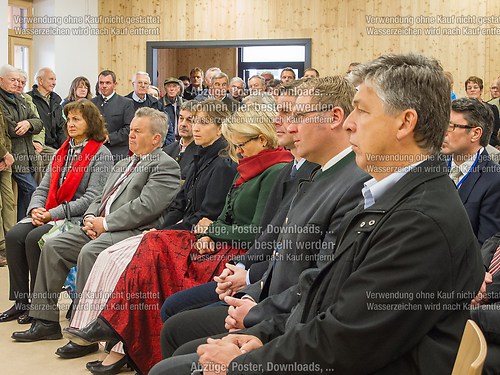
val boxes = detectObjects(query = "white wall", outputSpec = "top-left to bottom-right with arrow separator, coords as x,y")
0,0 -> 8,65
32,0 -> 98,98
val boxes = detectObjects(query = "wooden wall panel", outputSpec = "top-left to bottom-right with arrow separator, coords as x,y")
98,0 -> 500,99
156,48 -> 236,95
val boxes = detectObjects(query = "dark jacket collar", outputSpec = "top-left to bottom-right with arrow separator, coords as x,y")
29,84 -> 62,103
367,157 -> 448,212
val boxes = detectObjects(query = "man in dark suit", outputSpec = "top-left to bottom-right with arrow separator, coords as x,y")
125,71 -> 175,146
163,100 -> 198,180
470,232 -> 500,375
91,70 -> 135,163
154,54 -> 485,375
12,107 -> 181,342
153,76 -> 369,367
441,97 -> 500,245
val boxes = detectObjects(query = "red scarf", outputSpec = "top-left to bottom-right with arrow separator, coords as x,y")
45,139 -> 102,211
234,147 -> 293,187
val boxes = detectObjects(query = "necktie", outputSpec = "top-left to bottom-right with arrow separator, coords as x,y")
489,245 -> 500,276
101,97 -> 108,107
98,156 -> 140,216
290,164 -> 298,179
449,166 -> 463,186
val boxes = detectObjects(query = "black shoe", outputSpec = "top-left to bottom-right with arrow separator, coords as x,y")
86,360 -> 103,371
11,319 -> 62,342
17,312 -> 33,325
0,305 -> 25,323
88,355 -> 128,375
55,341 -> 99,359
63,318 -> 119,349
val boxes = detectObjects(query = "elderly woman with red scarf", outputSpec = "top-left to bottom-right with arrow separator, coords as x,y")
64,105 -> 292,375
0,100 -> 113,324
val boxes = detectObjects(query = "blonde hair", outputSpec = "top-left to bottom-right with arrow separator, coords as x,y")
222,106 -> 278,162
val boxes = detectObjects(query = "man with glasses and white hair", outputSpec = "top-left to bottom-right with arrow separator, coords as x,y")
441,97 -> 500,245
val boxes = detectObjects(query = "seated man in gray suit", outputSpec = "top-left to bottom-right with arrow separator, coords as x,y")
91,70 -> 135,163
12,107 -> 181,342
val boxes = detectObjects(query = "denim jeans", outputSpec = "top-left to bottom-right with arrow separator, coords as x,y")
12,172 -> 37,221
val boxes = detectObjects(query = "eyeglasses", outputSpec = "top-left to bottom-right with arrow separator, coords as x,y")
234,136 -> 259,150
448,122 -> 476,131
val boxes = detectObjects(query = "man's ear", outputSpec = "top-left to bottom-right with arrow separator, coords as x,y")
329,107 -> 345,130
396,109 -> 418,140
470,127 -> 483,143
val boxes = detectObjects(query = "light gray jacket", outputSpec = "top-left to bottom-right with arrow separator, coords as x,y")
85,148 -> 181,232
27,145 -> 114,223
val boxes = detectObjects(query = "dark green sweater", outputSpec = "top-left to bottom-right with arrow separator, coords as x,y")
207,162 -> 287,247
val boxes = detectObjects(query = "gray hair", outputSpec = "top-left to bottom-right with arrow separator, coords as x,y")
230,76 -> 246,89
349,53 -> 451,155
210,71 -> 229,85
451,98 -> 493,147
132,71 -> 150,83
17,69 -> 28,80
205,67 -> 222,85
0,64 -> 19,78
249,75 -> 266,86
34,67 -> 54,82
134,107 -> 168,145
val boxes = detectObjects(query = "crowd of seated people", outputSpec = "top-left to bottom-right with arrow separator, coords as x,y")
0,57 -> 500,375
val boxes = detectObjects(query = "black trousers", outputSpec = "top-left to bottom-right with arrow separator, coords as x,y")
5,221 -> 52,302
161,304 -> 229,358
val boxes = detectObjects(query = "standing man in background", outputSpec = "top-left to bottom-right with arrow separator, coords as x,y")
91,70 -> 135,163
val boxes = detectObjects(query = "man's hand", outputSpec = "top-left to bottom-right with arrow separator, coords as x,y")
471,272 -> 492,306
198,335 -> 263,375
82,216 -> 106,239
33,142 -> 43,154
15,120 -> 32,136
224,296 -> 257,331
195,236 -> 216,254
30,207 -> 52,226
194,217 -> 214,234
215,263 -> 248,299
2,152 -> 14,169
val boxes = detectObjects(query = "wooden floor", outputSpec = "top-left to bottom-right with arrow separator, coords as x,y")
0,265 -> 134,374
